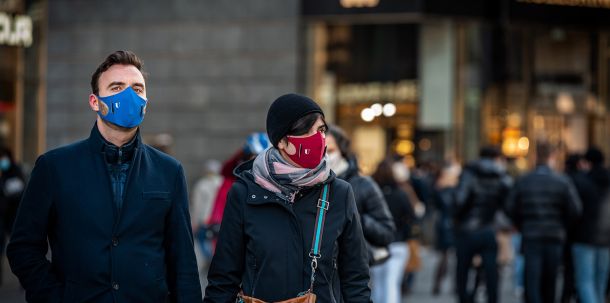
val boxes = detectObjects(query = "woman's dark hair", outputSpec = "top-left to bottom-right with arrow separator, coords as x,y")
287,112 -> 326,136
372,158 -> 397,187
327,124 -> 354,159
0,145 -> 14,162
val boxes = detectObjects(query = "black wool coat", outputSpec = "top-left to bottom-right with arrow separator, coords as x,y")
203,160 -> 371,303
7,124 -> 202,303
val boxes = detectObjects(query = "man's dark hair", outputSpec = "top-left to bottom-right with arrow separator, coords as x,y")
479,146 -> 501,159
536,142 -> 555,164
585,146 -> 605,166
91,50 -> 144,95
327,124 -> 354,159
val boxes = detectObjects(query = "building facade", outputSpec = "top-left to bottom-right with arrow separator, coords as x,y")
303,0 -> 610,172
4,0 -> 610,183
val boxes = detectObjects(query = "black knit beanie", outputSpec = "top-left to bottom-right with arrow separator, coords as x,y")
266,93 -> 324,147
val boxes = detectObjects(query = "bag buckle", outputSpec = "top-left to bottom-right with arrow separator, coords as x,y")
317,199 -> 329,210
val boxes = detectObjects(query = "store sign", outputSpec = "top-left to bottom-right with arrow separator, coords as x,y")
340,0 -> 380,8
517,0 -> 610,9
337,80 -> 417,104
0,12 -> 33,47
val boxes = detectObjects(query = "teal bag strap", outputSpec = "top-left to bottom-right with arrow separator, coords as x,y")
306,183 -> 331,293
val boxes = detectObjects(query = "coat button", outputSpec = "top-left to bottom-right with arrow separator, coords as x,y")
263,196 -> 268,199
251,195 -> 256,199
112,237 -> 119,247
112,282 -> 119,290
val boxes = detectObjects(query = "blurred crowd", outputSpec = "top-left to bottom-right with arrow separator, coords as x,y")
188,128 -> 610,303
2,123 -> 610,303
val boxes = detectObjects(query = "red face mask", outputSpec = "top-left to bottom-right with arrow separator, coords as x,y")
286,131 -> 326,169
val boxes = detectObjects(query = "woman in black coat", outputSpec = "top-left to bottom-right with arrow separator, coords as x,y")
326,125 -> 395,265
370,158 -> 415,303
204,94 -> 371,303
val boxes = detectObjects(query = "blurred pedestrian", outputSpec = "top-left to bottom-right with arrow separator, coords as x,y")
572,147 -> 610,303
393,158 -> 426,295
0,146 -> 25,286
190,159 -> 222,271
371,158 -> 415,303
431,161 -> 461,295
326,124 -> 395,266
454,146 -> 512,303
506,143 -> 582,303
204,94 -> 371,302
562,153 -> 591,303
205,132 -> 270,247
7,51 -> 201,302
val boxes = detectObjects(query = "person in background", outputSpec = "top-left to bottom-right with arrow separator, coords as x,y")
326,124 -> 395,266
572,147 -> 610,303
203,93 -> 371,302
371,158 -> 415,303
393,158 -> 426,295
205,132 -> 270,248
190,159 -> 222,271
562,153 -> 591,303
0,146 -> 25,286
506,143 -> 582,303
454,146 -> 512,303
431,161 -> 461,295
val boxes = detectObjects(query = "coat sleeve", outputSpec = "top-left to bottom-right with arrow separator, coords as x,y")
563,177 -> 583,227
359,177 -> 396,247
203,181 -> 246,303
338,185 -> 372,303
6,155 -> 64,303
165,164 -> 203,302
505,179 -> 521,229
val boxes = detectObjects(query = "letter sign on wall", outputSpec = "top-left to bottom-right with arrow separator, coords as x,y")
0,12 -> 33,47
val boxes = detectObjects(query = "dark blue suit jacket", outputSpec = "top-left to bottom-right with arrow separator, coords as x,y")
7,125 -> 202,302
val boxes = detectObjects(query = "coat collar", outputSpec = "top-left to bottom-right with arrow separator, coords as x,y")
87,122 -> 142,155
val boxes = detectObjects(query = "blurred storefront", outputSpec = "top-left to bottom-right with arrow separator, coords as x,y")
303,0 -> 610,172
0,0 -> 46,168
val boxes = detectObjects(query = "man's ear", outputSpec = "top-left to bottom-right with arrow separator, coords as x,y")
89,94 -> 99,112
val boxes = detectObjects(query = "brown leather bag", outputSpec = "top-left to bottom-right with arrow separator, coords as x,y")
238,291 -> 316,303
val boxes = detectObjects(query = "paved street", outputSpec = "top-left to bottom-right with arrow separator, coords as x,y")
0,245 -> 523,303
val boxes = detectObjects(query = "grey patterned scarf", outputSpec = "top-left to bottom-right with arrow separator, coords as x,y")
252,147 -> 330,203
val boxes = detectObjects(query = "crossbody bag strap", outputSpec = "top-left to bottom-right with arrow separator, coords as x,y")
305,183 -> 332,293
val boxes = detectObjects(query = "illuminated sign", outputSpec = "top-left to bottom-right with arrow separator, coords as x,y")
517,0 -> 610,9
0,12 -> 33,47
340,0 -> 380,8
337,80 -> 418,104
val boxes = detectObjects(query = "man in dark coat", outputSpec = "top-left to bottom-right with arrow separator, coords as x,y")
7,51 -> 201,303
506,143 -> 582,303
454,146 -> 512,303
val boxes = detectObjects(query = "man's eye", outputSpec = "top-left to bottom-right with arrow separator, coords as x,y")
111,86 -> 121,92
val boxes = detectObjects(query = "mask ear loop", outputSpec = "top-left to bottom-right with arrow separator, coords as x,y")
140,105 -> 145,117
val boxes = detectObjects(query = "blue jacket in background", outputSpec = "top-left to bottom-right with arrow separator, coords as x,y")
7,124 -> 202,303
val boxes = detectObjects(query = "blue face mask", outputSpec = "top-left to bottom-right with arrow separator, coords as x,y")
0,157 -> 10,171
96,86 -> 147,128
